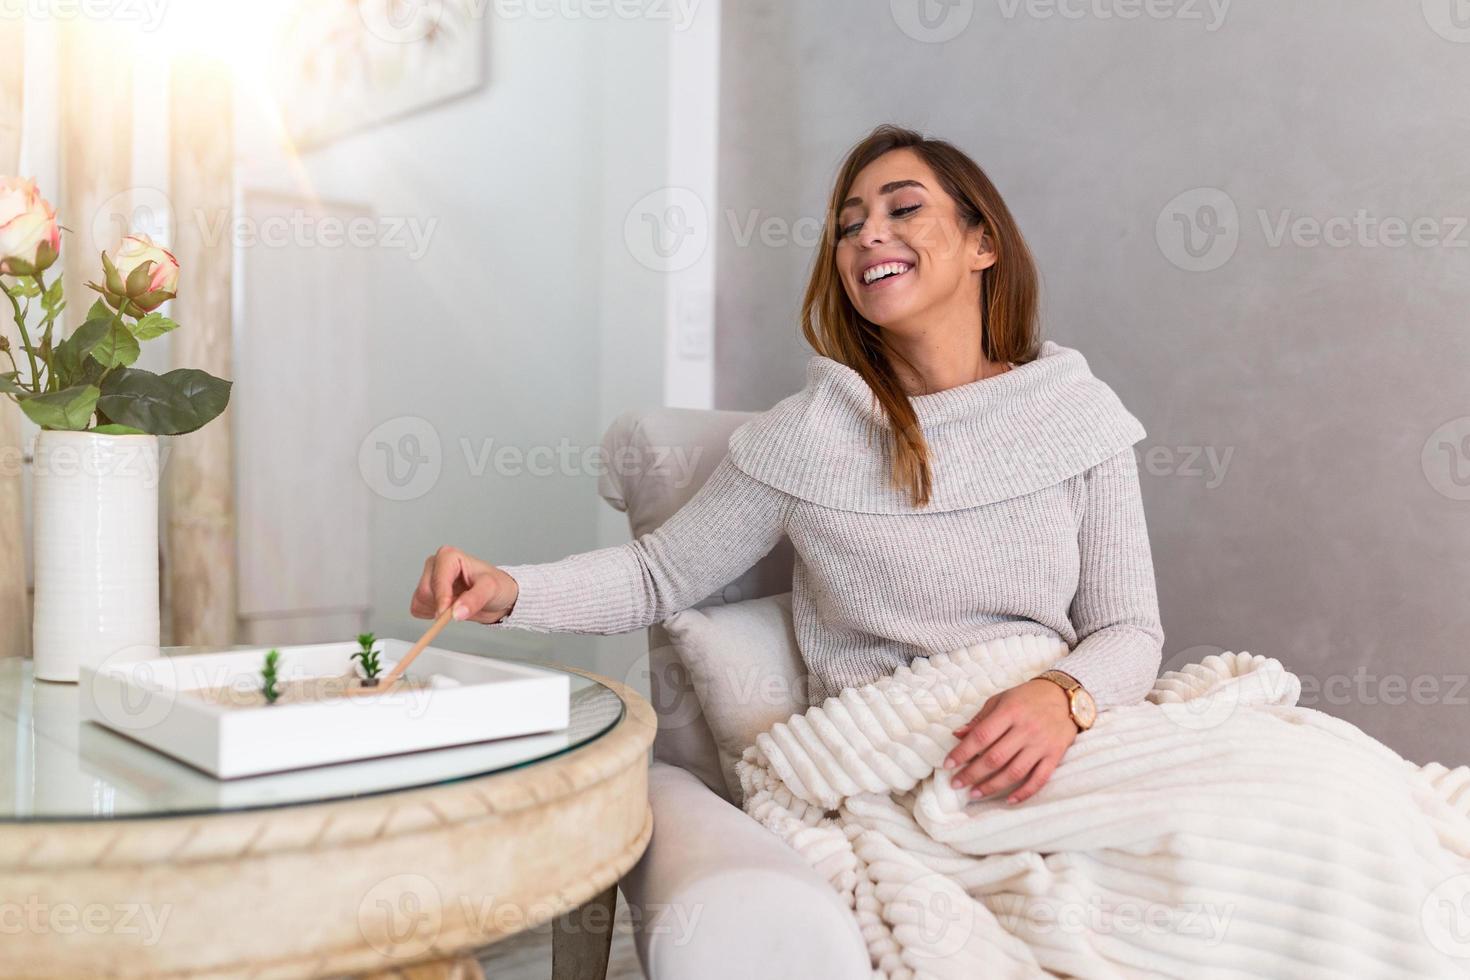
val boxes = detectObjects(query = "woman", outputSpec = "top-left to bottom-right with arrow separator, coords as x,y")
411,123 -> 1163,808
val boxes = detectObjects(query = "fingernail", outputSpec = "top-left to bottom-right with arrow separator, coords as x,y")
950,777 -> 963,789
941,759 -> 955,769
970,788 -> 984,799
453,604 -> 467,620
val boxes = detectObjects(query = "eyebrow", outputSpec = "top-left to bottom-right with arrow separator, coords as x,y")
840,179 -> 927,212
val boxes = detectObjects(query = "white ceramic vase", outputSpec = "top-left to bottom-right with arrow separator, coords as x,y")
31,430 -> 161,683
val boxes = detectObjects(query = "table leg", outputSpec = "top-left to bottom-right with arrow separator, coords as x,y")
551,882 -> 618,980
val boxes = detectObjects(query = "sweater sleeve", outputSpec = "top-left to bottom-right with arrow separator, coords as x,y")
1048,446 -> 1165,710
482,454 -> 791,635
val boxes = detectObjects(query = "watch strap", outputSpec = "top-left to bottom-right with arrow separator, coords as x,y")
1037,669 -> 1087,729
1038,669 -> 1081,693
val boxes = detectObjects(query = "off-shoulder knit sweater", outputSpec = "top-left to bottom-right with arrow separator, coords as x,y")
486,339 -> 1165,709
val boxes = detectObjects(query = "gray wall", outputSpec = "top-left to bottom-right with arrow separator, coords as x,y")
716,0 -> 1469,765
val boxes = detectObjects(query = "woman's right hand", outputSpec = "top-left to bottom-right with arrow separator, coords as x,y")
411,545 -> 520,624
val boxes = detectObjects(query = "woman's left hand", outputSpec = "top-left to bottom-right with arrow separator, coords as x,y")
941,678 -> 1080,805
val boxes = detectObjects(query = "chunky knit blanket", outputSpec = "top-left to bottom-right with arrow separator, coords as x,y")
735,634 -> 1470,978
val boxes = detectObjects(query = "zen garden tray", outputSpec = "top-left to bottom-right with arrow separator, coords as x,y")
78,640 -> 571,778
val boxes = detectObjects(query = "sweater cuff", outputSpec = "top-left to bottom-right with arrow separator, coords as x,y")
480,554 -> 647,635
1047,625 -> 1162,711
480,563 -> 574,634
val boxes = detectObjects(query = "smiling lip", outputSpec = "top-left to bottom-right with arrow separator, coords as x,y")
858,264 -> 905,287
861,262 -> 914,289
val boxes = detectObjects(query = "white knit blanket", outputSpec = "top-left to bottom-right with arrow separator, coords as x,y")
736,634 -> 1470,978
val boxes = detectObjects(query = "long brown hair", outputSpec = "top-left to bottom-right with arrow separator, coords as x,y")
800,124 -> 1041,508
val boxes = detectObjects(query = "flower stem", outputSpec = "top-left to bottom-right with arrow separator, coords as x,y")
31,275 -> 55,392
0,280 -> 39,395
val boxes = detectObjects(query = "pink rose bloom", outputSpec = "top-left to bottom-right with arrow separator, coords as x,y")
110,233 -> 180,294
0,177 -> 61,276
105,233 -> 180,312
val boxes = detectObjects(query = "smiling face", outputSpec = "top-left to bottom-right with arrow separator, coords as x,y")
834,147 -> 996,337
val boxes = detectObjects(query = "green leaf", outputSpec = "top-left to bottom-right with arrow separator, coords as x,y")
17,384 -> 99,430
97,367 -> 232,435
92,422 -> 146,435
53,315 -> 110,387
9,279 -> 40,299
68,315 -> 112,355
79,356 -> 106,387
0,373 -> 24,395
88,319 -> 140,368
132,313 -> 178,340
41,275 -> 64,314
54,347 -> 106,391
85,299 -> 112,322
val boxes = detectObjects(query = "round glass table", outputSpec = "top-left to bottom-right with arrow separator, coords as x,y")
0,647 -> 655,980
0,648 -> 626,821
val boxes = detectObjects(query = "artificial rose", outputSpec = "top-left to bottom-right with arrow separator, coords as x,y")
96,233 -> 180,313
0,177 -> 61,277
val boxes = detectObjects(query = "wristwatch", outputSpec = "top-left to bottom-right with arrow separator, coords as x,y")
1036,669 -> 1097,731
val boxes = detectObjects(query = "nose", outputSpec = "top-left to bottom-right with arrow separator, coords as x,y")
856,214 -> 890,249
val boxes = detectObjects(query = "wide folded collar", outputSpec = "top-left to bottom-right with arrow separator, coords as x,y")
726,340 -> 1146,513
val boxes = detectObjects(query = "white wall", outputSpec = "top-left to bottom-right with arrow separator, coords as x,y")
12,6 -> 719,684
234,8 -> 717,683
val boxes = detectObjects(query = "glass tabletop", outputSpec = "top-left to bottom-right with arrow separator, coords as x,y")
0,648 -> 625,822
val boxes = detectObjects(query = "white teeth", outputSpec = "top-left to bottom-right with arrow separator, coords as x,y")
863,261 -> 912,285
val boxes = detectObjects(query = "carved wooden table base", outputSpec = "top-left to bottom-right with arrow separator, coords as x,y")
2,665 -> 655,980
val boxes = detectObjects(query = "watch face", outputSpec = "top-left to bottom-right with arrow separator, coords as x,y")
1073,689 -> 1097,729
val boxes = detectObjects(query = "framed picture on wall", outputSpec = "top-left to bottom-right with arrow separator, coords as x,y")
269,0 -> 485,149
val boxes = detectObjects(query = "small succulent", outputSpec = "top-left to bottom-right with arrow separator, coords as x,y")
351,632 -> 382,685
261,648 -> 281,704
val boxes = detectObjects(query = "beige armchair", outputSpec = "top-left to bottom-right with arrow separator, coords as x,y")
596,407 -> 869,979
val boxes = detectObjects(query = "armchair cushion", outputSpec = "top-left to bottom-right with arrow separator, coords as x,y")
620,761 -> 870,980
661,592 -> 813,804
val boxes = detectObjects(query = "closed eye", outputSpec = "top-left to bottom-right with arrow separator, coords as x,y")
840,203 -> 922,237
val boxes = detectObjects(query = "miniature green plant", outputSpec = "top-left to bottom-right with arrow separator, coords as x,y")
351,632 -> 382,686
261,648 -> 281,704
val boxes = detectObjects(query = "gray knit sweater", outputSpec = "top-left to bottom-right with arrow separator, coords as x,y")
487,340 -> 1165,710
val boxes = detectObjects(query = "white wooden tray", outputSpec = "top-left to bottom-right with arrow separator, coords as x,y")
78,641 -> 571,779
